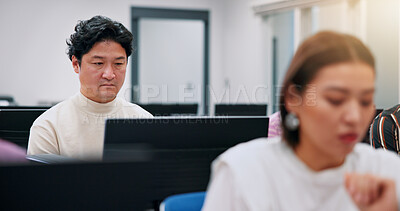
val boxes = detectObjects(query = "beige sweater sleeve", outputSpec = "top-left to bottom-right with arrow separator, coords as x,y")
27,119 -> 59,155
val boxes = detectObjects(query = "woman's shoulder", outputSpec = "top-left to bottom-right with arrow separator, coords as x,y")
351,143 -> 400,173
352,143 -> 398,158
211,137 -> 287,193
217,137 -> 284,167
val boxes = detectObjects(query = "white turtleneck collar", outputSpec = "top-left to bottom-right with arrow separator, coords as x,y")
73,92 -> 121,115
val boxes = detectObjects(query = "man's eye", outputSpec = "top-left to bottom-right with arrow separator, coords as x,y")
94,62 -> 103,66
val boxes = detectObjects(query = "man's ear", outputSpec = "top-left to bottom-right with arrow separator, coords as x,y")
72,55 -> 80,74
284,84 -> 303,114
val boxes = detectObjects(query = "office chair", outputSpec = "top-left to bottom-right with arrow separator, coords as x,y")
0,96 -> 16,106
160,191 -> 206,211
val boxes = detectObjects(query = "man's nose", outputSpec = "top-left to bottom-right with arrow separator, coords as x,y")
102,65 -> 115,80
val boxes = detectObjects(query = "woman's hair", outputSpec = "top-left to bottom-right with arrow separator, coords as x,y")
279,31 -> 375,149
66,16 -> 133,65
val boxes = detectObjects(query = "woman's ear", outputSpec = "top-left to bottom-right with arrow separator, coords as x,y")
284,84 -> 303,113
72,55 -> 80,74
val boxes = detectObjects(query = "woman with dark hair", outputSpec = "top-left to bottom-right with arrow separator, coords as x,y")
202,31 -> 400,211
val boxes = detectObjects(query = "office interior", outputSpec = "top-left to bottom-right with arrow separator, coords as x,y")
0,0 -> 399,210
1,0 -> 397,114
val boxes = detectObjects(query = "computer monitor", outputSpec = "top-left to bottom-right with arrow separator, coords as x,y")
361,108 -> 384,144
137,103 -> 198,116
0,117 -> 268,210
0,161 -> 160,210
375,108 -> 383,116
0,108 -> 47,147
214,104 -> 267,116
2,159 -> 225,210
103,116 -> 269,209
0,96 -> 16,106
0,106 -> 51,109
103,116 -> 269,159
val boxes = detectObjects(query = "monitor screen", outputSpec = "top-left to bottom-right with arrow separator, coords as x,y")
0,162 -> 160,210
0,116 -> 269,210
214,104 -> 267,116
0,108 -> 47,147
103,116 -> 269,159
137,103 -> 198,116
102,116 -> 269,209
361,108 -> 384,144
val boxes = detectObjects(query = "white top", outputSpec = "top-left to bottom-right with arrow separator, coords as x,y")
202,137 -> 400,211
27,93 -> 153,160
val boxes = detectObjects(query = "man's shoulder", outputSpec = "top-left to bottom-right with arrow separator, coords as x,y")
32,98 -> 73,125
381,104 -> 400,117
117,99 -> 153,117
371,105 -> 400,127
218,137 -> 282,167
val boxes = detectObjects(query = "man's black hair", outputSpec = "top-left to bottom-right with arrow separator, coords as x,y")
66,16 -> 133,64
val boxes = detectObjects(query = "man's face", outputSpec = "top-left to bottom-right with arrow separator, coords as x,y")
72,40 -> 127,103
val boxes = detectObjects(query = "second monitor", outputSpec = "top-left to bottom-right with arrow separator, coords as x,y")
214,104 -> 267,116
102,116 -> 269,209
137,103 -> 198,116
103,116 -> 269,160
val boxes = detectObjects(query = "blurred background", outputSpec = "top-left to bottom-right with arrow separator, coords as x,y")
0,0 -> 397,115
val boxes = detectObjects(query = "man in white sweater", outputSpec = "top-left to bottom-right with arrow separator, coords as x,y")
27,16 -> 152,160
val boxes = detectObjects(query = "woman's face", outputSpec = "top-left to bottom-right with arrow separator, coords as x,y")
289,62 -> 375,165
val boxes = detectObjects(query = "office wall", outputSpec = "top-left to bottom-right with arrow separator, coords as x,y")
270,11 -> 294,113
217,0 -> 268,104
1,0 -> 399,112
365,0 -> 399,109
0,0 -> 268,109
0,0 -> 214,105
138,19 -> 204,104
314,0 -> 399,109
